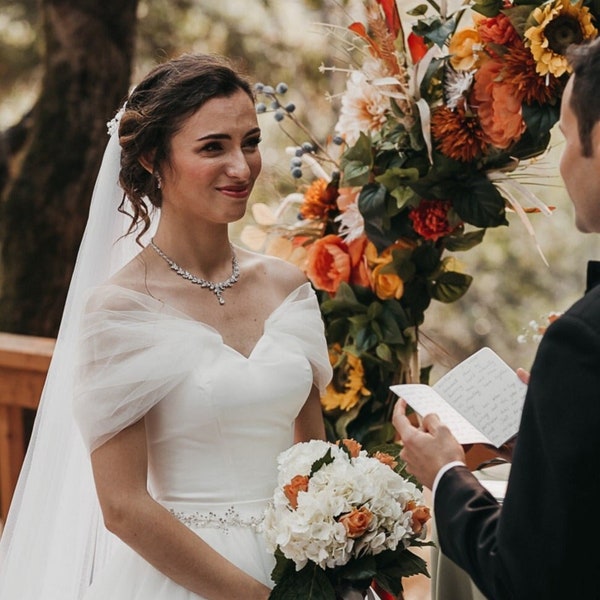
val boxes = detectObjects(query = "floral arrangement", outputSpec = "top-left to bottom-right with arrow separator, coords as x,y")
245,0 -> 599,445
263,438 -> 431,599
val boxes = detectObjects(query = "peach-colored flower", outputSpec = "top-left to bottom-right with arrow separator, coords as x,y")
265,236 -> 308,270
406,500 -> 431,536
338,507 -> 373,538
347,236 -> 372,288
448,28 -> 482,71
473,58 -> 525,149
283,475 -> 310,509
338,438 -> 362,457
373,451 -> 398,469
305,234 -> 351,294
409,199 -> 459,242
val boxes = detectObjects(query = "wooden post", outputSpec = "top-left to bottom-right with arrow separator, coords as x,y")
0,333 -> 54,521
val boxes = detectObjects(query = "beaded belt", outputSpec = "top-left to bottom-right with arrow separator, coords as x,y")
167,501 -> 266,534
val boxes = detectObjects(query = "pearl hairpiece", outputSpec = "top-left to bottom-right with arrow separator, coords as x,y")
106,103 -> 127,137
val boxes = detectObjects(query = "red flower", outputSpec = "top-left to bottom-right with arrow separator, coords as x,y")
409,199 -> 458,241
408,32 -> 428,63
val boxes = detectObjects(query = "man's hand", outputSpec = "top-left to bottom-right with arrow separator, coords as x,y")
393,400 -> 466,489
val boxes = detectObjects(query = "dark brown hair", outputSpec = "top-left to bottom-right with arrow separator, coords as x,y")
117,53 -> 254,241
567,36 -> 600,157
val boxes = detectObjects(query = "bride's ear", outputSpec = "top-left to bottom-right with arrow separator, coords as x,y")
139,152 -> 155,175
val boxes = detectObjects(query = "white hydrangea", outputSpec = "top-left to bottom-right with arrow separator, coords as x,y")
263,440 -> 427,571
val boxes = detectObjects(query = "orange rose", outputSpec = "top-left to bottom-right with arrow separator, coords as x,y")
406,500 -> 431,536
373,451 -> 398,470
448,28 -> 482,70
339,507 -> 373,538
283,475 -> 310,509
473,59 -> 525,149
338,438 -> 362,457
347,236 -> 372,288
305,234 -> 351,294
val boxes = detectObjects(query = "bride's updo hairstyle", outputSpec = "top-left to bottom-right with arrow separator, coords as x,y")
117,53 -> 254,241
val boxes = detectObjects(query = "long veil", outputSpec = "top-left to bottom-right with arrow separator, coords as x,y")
0,118 -> 154,599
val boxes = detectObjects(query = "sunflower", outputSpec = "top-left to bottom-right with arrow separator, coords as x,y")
321,345 -> 371,412
524,0 -> 597,77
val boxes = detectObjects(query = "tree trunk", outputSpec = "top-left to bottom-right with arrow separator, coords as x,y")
0,0 -> 138,336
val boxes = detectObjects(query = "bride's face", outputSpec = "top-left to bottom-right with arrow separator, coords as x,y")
160,89 -> 262,225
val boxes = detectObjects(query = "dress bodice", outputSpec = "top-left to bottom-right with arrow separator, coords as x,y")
145,317 -> 313,505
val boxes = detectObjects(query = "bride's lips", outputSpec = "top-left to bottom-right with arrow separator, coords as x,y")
216,184 -> 252,198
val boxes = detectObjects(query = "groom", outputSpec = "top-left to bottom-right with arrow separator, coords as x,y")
393,37 -> 600,600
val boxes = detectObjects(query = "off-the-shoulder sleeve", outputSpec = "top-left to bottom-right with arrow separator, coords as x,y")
73,286 -> 209,452
268,283 -> 332,394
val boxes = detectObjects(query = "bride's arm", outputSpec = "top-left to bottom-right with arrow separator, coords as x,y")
294,384 -> 326,443
90,418 -> 271,600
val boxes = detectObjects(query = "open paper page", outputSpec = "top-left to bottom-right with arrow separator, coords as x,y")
390,347 -> 526,446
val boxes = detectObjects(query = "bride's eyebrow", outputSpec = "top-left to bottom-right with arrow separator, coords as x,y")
196,127 -> 262,142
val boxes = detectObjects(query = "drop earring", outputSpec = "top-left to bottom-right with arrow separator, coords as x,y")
155,172 -> 162,189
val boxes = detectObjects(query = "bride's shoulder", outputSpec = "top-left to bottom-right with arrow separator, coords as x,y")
239,247 -> 308,296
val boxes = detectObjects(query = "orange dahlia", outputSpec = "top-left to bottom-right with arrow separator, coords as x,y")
502,44 -> 563,105
431,103 -> 488,162
300,178 -> 338,220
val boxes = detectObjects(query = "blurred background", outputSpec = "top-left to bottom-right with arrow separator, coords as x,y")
1,0 -> 598,376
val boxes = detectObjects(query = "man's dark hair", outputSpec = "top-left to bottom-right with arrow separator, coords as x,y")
567,36 -> 600,157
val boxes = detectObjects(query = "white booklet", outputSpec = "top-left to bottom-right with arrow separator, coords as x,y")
390,347 -> 526,447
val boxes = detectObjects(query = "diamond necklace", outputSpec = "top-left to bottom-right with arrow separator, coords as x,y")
149,238 -> 240,305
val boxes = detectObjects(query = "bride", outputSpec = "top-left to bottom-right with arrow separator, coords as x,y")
0,53 -> 332,599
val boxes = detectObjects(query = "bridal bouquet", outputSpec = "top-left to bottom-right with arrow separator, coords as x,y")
246,0 -> 599,445
263,439 -> 431,599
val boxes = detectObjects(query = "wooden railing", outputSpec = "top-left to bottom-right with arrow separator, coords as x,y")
0,332 -> 54,522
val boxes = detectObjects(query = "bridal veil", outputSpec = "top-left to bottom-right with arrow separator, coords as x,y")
0,112 -> 154,599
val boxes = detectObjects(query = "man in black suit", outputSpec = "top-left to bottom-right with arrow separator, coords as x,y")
393,37 -> 600,600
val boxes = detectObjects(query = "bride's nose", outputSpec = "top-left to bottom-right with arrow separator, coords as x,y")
225,149 -> 252,179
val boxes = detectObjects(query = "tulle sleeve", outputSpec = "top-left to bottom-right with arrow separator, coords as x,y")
73,285 -> 206,452
268,283 -> 332,394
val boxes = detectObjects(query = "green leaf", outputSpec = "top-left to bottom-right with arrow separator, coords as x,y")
310,448 -> 333,475
444,228 -> 486,252
471,0 -> 504,17
375,343 -> 392,362
430,271 -> 473,303
373,549 -> 431,596
449,174 -> 508,229
268,561 -> 336,600
341,133 -> 373,186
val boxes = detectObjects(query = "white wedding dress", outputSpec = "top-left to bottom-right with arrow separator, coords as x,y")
73,281 -> 332,599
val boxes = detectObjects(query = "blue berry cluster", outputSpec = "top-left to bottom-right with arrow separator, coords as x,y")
254,81 -> 344,180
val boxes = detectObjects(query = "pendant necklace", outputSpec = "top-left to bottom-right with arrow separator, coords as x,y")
149,238 -> 240,305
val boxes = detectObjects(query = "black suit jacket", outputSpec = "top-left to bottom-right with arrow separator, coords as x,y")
434,263 -> 600,599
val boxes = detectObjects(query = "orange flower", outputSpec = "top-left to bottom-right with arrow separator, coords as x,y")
476,13 -> 520,48
305,234 -> 351,294
372,262 -> 404,300
347,236 -> 372,288
373,451 -> 398,469
409,199 -> 458,242
448,28 -> 482,71
502,44 -> 563,105
322,347 -> 371,412
406,500 -> 431,535
431,103 -> 488,162
283,474 -> 310,509
338,506 -> 373,538
300,178 -> 338,220
472,58 -> 525,149
338,438 -> 362,457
